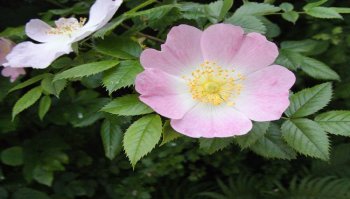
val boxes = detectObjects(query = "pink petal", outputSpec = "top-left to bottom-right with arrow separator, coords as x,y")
4,41 -> 72,69
171,103 -> 252,138
230,32 -> 279,74
135,68 -> 196,119
1,67 -> 26,82
140,24 -> 203,76
235,65 -> 296,121
200,23 -> 244,67
25,19 -> 57,43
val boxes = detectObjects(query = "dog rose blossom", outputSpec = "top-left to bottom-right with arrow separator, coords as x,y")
4,0 -> 122,69
136,24 -> 296,138
0,38 -> 25,82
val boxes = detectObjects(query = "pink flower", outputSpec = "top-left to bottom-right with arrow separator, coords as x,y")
135,24 -> 296,138
4,0 -> 122,69
0,38 -> 26,82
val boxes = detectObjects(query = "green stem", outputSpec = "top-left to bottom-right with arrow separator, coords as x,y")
127,0 -> 157,14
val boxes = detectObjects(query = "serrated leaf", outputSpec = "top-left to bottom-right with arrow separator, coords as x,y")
205,0 -> 224,23
301,57 -> 340,81
285,83 -> 332,118
315,111 -> 350,136
9,73 -> 49,93
281,119 -> 329,160
123,115 -> 162,168
306,7 -> 343,19
53,60 -> 119,81
225,15 -> 266,34
1,146 -> 23,166
250,123 -> 297,159
235,122 -> 270,149
12,86 -> 42,119
303,0 -> 328,11
94,35 -> 142,59
101,94 -> 153,116
160,121 -> 182,146
38,96 -> 51,120
275,49 -> 303,70
282,11 -> 299,23
199,138 -> 234,154
234,2 -> 281,17
102,60 -> 143,94
281,40 -> 319,53
100,118 -> 123,160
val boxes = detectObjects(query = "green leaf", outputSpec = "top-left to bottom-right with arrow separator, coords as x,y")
285,83 -> 332,118
123,115 -> 162,168
40,75 -> 67,97
280,2 -> 293,12
234,2 -> 281,16
160,121 -> 182,146
281,39 -> 319,53
53,60 -> 119,81
330,7 -> 350,14
305,7 -> 343,19
12,86 -> 43,119
1,146 -> 23,166
39,96 -> 51,120
235,122 -> 270,149
9,73 -> 49,93
225,15 -> 266,34
250,123 -> 297,159
281,119 -> 329,160
205,1 -> 224,23
275,49 -> 303,70
219,0 -> 234,20
315,111 -> 350,136
282,11 -> 299,23
303,0 -> 328,11
301,57 -> 340,81
33,166 -> 54,186
102,60 -> 143,94
199,138 -> 234,154
100,118 -> 123,160
94,35 -> 142,59
101,94 -> 153,116
13,188 -> 50,199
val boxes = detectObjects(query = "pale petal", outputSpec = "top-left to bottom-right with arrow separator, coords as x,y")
171,103 -> 252,138
135,68 -> 196,119
200,23 -> 244,67
230,32 -> 279,74
140,24 -> 203,76
25,19 -> 59,42
73,0 -> 122,41
235,65 -> 296,121
1,67 -> 26,82
4,41 -> 72,69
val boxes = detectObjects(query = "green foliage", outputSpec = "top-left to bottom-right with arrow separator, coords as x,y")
38,95 -> 51,120
281,119 -> 329,160
315,111 -> 350,136
235,122 -> 270,149
233,2 -> 281,16
53,60 -> 119,81
100,118 -> 123,160
285,83 -> 333,118
123,114 -> 162,168
102,60 -> 143,94
1,146 -> 23,166
161,120 -> 182,146
12,86 -> 43,119
249,123 -> 297,159
199,138 -> 234,154
101,94 -> 153,116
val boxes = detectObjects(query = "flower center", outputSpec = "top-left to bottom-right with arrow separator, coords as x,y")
183,61 -> 245,106
46,17 -> 86,35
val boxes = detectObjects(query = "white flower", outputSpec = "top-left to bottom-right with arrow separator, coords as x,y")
4,0 -> 122,69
